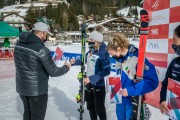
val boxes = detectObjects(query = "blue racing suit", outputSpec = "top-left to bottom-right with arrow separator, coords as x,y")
115,44 -> 158,120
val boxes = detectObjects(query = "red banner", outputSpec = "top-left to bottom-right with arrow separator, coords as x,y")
170,6 -> 180,23
143,0 -> 180,108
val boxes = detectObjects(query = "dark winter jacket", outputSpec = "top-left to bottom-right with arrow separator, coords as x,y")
86,42 -> 111,86
160,57 -> 180,103
14,32 -> 69,96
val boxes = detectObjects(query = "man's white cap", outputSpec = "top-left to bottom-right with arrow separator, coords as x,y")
32,22 -> 53,36
89,31 -> 103,42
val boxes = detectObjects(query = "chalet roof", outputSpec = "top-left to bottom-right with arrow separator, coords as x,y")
87,17 -> 139,30
2,12 -> 25,19
101,17 -> 139,28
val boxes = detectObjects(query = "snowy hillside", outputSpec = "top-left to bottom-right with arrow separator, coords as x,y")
0,3 -> 47,16
117,6 -> 143,19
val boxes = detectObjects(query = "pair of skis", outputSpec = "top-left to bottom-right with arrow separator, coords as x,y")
133,9 -> 150,120
76,24 -> 87,120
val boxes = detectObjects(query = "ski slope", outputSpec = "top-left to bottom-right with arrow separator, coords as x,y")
0,42 -> 169,120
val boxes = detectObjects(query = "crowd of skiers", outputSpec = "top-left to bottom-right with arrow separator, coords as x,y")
14,22 -> 180,120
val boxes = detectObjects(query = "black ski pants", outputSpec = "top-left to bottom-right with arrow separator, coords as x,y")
85,85 -> 106,120
19,93 -> 48,120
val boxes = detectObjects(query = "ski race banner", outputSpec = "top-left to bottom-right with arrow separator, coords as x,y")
165,78 -> 180,120
143,0 -> 180,108
51,48 -> 117,70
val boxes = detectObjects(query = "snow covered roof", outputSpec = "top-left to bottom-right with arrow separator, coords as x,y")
87,23 -> 96,29
3,12 -> 25,19
98,18 -> 118,25
0,3 -> 47,16
87,18 -> 120,29
117,6 -> 143,19
86,16 -> 139,33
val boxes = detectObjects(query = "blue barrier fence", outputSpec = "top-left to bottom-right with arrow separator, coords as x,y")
51,51 -> 116,72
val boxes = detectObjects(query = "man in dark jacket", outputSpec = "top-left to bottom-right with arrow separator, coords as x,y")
14,22 -> 75,120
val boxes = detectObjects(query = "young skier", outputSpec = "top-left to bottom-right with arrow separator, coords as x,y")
107,33 -> 159,120
84,31 -> 111,120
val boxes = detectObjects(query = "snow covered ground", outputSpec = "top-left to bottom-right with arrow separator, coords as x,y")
0,42 -> 169,120
0,61 -> 116,120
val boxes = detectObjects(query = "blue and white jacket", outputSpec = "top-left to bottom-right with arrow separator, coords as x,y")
86,42 -> 111,86
115,44 -> 158,105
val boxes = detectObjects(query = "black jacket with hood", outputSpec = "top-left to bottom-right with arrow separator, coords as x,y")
14,32 -> 69,96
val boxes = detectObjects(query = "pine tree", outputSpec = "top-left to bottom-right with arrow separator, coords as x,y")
20,0 -> 27,4
23,0 -> 142,31
69,0 -> 80,16
40,9 -> 46,17
82,1 -> 88,17
51,8 -> 57,21
35,8 -> 41,18
6,0 -> 16,6
61,2 -> 68,13
46,2 -> 53,19
56,3 -> 63,25
62,12 -> 69,31
128,0 -> 135,6
119,0 -> 127,8
68,12 -> 79,31
0,1 -> 4,9
26,6 -> 37,28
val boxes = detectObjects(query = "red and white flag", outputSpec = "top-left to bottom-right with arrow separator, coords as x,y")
52,47 -> 64,64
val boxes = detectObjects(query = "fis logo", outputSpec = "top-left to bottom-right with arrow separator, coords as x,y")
151,29 -> 159,35
152,0 -> 159,9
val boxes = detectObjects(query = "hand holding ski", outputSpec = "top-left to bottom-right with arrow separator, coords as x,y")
84,77 -> 90,85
